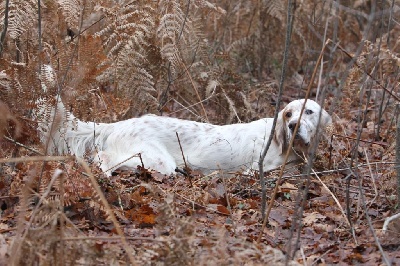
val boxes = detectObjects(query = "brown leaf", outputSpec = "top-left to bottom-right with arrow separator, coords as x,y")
280,182 -> 297,193
126,204 -> 156,227
269,209 -> 290,226
217,205 -> 230,215
303,212 -> 326,226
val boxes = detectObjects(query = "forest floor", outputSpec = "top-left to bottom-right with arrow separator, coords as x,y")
1,87 -> 400,265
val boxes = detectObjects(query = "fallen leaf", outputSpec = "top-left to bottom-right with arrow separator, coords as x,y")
303,212 -> 326,226
217,205 -> 231,215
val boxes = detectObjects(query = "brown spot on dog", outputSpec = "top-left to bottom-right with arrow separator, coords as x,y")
283,108 -> 292,123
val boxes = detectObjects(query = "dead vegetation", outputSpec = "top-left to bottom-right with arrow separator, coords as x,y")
0,0 -> 399,265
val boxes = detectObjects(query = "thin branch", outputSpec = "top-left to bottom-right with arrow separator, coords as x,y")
0,155 -> 73,164
38,0 -> 42,54
103,153 -> 142,173
336,2 -> 381,249
397,103 -> 400,209
288,64 -> 331,260
61,236 -> 168,242
364,147 -> 378,205
336,44 -> 400,103
38,1 -> 86,190
258,0 -> 295,218
330,133 -> 389,146
258,39 -> 332,243
312,168 -> 350,226
59,171 -> 65,266
176,132 -> 189,170
3,136 -> 44,155
175,132 -> 193,186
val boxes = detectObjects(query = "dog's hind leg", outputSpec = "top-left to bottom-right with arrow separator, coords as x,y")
135,144 -> 177,174
95,145 -> 177,176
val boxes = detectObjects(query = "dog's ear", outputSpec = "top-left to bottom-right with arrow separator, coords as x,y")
319,108 -> 332,128
274,111 -> 287,155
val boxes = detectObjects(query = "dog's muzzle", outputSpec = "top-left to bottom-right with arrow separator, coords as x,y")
288,121 -> 310,146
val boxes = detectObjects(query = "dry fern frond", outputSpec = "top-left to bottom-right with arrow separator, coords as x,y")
39,64 -> 57,92
0,70 -> 10,91
194,0 -> 226,14
1,0 -> 38,40
95,2 -> 155,55
157,0 -> 192,77
155,1 -> 225,117
57,0 -> 83,29
2,60 -> 41,115
94,2 -> 157,113
265,0 -> 285,21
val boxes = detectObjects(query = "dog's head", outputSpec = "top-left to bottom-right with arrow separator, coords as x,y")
274,99 -> 331,154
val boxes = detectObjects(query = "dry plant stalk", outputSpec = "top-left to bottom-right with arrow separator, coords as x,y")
397,104 -> 400,209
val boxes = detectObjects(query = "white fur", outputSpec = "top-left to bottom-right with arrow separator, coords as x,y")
36,98 -> 331,176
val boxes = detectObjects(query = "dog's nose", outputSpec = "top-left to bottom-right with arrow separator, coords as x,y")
288,122 -> 297,131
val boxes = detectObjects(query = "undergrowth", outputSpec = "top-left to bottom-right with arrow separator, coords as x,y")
0,0 -> 399,264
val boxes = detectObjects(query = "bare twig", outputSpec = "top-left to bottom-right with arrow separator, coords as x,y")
139,153 -> 145,168
37,0 -> 42,54
61,236 -> 168,242
288,161 -> 398,178
342,28 -> 381,242
3,136 -> 44,155
397,103 -> 400,209
176,132 -> 188,170
363,147 -> 378,205
179,60 -> 209,121
103,153 -> 142,173
258,0 -> 295,217
330,133 -> 389,146
59,170 -> 65,266
175,132 -> 193,186
0,155 -> 73,164
311,169 -> 350,226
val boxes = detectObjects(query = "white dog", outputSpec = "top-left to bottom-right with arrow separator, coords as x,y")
36,97 -> 331,176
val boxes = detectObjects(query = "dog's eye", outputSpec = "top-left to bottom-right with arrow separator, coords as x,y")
305,109 -> 313,115
285,112 -> 292,118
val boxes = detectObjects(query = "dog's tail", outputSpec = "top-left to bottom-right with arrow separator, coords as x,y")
35,96 -> 109,158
